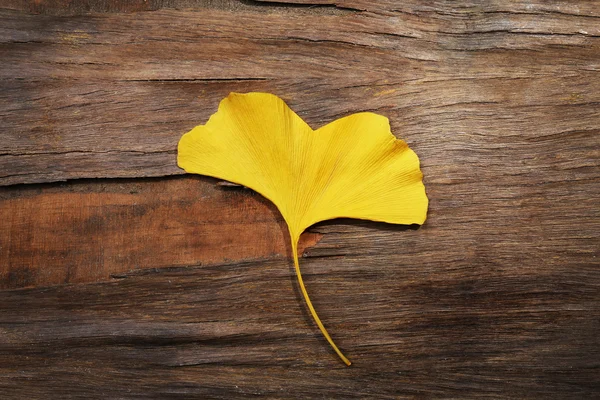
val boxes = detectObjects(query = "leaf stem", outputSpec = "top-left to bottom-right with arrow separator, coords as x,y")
291,239 -> 352,366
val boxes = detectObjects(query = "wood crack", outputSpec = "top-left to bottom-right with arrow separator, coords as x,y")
440,29 -> 600,38
122,77 -> 270,83
0,149 -> 176,157
242,0 -> 363,13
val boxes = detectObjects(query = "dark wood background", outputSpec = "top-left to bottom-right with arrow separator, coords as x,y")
1,0 -> 599,398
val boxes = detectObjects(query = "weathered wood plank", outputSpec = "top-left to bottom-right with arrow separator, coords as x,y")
1,5 -> 599,185
0,176 -> 322,288
0,254 -> 598,398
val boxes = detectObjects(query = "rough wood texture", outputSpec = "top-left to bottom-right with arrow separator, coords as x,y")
1,0 -> 599,398
2,1 -> 600,185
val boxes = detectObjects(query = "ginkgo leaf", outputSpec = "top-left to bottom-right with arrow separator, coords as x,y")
178,92 -> 428,365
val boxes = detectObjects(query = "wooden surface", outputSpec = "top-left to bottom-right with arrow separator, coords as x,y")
1,0 -> 599,398
0,176 -> 322,288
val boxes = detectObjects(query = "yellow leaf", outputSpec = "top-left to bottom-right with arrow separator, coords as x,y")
178,92 -> 428,365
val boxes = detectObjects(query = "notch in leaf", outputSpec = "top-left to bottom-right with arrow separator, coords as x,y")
178,92 -> 428,365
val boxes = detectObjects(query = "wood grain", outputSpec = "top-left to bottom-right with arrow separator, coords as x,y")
0,0 -> 599,398
1,3 -> 599,185
0,176 -> 322,288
